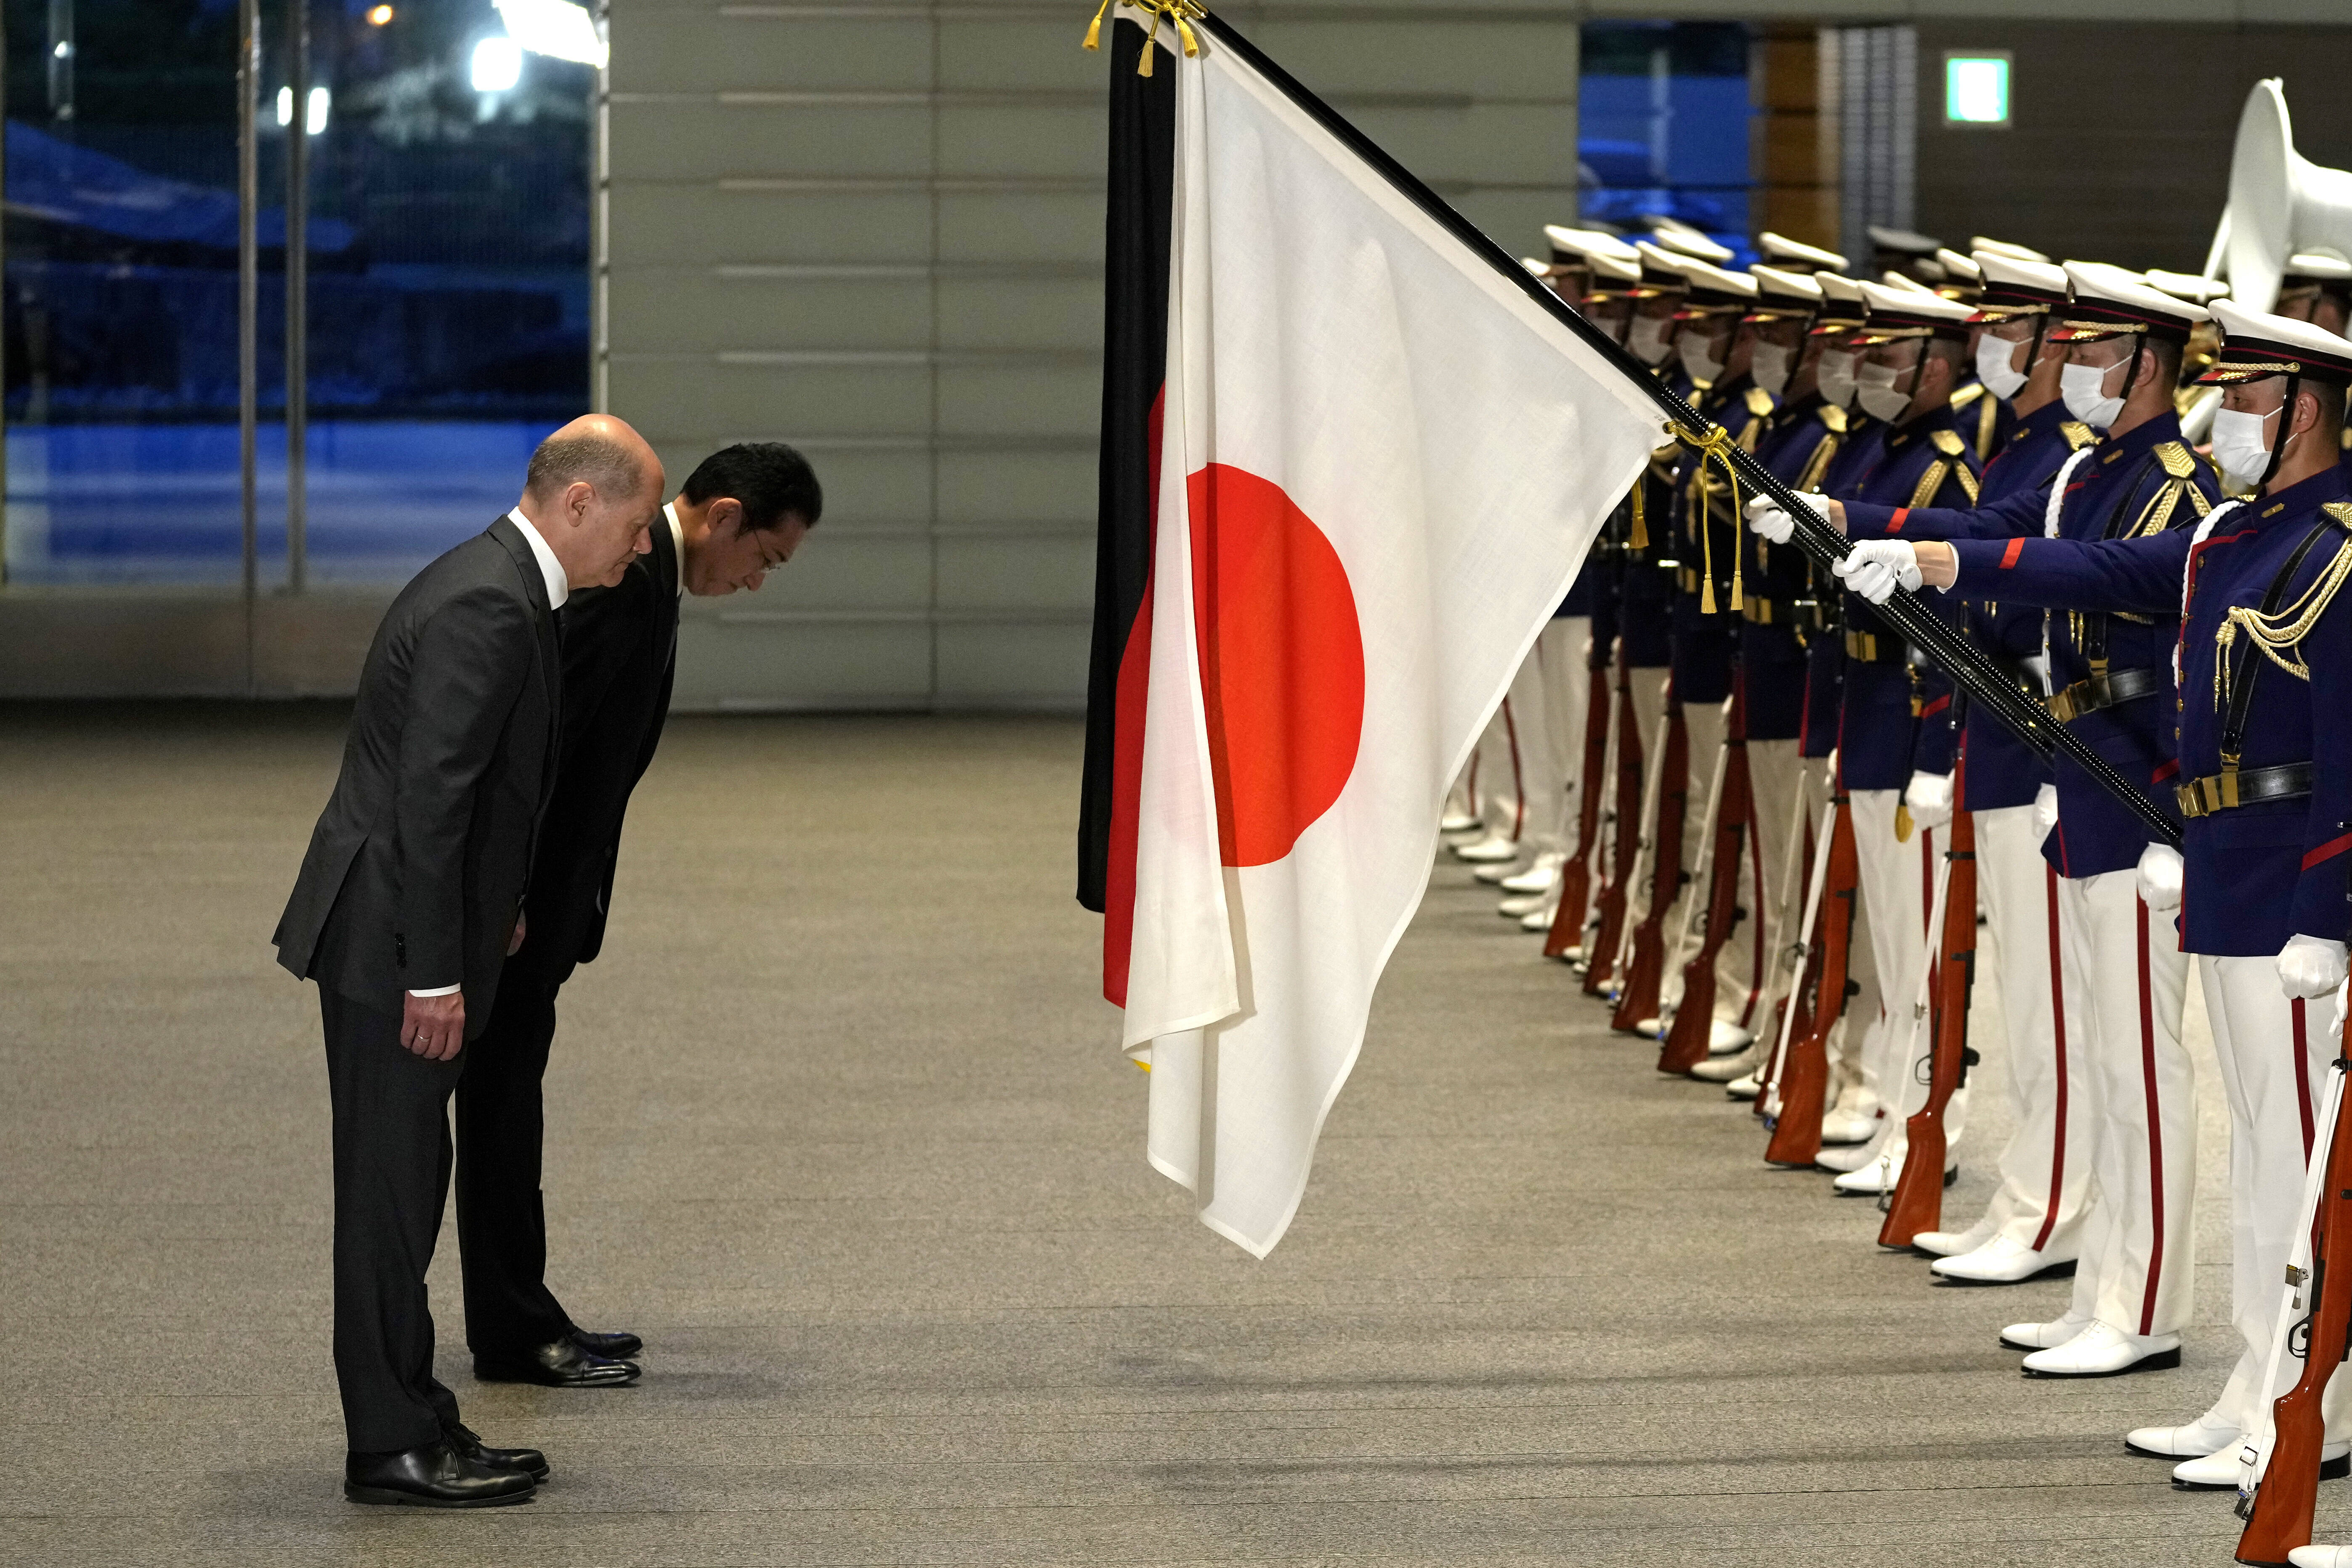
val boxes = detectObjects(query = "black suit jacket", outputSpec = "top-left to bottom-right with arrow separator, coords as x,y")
512,509 -> 680,983
274,516 -> 563,1033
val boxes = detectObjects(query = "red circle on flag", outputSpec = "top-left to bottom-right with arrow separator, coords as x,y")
1187,464 -> 1366,868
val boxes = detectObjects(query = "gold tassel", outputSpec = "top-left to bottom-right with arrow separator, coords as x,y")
1082,0 -> 1110,51
1700,505 -> 1717,615
1172,11 -> 1199,55
1895,803 -> 1914,842
1137,18 -> 1155,75
1630,482 -> 1649,550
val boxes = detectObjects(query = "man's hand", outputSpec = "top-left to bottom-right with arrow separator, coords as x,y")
2279,935 -> 2350,1001
509,911 -> 528,957
1744,490 -> 1837,544
1903,771 -> 1954,832
1832,540 -> 1921,603
2135,843 -> 2185,912
402,990 -> 467,1060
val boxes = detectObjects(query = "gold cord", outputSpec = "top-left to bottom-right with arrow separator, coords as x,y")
2215,535 -> 2352,710
1670,421 -> 1744,613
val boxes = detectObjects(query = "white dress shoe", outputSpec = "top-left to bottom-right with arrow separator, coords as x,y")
1706,1019 -> 1754,1054
2000,1309 -> 2091,1352
1454,834 -> 1518,863
1440,811 -> 1481,834
1815,1123 -> 1890,1173
2173,1440 -> 2347,1491
1819,1109 -> 1877,1145
1831,1144 -> 1951,1196
1910,1220 -> 1993,1258
1498,891 -> 1549,918
2125,1413 -> 2238,1459
2020,1319 -> 2180,1378
1931,1235 -> 2076,1284
1519,903 -> 1558,932
1722,1073 -> 1761,1100
1473,859 -> 1522,883
1500,855 -> 1564,893
1690,1042 -> 1763,1083
2291,1547 -> 2352,1567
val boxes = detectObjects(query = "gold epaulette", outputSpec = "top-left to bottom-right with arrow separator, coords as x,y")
1822,406 -> 1849,435
2060,420 -> 2097,452
2324,501 -> 2352,531
1745,385 -> 1775,418
1910,459 -> 1951,508
1794,432 -> 1840,493
1974,393 -> 1999,462
1929,428 -> 1967,457
1955,464 -> 1981,504
1950,382 -> 1986,410
2154,441 -> 2198,480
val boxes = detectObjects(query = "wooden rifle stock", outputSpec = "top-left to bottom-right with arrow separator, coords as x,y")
1878,782 -> 1977,1246
1544,654 -> 1615,959
2236,1031 -> 2352,1567
1764,793 -> 1858,1167
1659,684 -> 1751,1074
1610,689 -> 1688,1030
1582,650 -> 1646,995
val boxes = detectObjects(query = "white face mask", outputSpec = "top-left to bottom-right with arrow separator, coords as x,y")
2209,405 -> 2281,489
2060,359 -> 2126,428
1678,330 -> 1725,386
1751,340 -> 1793,398
1817,350 -> 1858,409
1854,360 -> 1913,423
1976,334 -> 2030,401
1626,313 -> 1672,365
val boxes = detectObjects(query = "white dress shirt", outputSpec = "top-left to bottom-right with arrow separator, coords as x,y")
664,502 -> 685,598
408,508 -> 571,1000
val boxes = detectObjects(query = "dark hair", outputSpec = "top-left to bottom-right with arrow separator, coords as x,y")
526,431 -> 650,501
680,443 -> 824,534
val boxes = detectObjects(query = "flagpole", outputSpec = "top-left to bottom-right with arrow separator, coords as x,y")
1185,7 -> 2182,850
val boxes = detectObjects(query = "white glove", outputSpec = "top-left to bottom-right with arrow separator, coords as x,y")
2135,843 -> 2184,912
1903,771 -> 1954,832
1833,540 -> 1921,604
2032,782 -> 2059,837
1745,493 -> 1792,543
2279,935 -> 2351,1001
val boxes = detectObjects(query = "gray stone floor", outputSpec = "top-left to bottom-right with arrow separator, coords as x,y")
1,704 -> 2336,1566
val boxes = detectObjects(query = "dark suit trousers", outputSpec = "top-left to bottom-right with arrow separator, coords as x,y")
454,949 -> 575,1359
321,987 -> 465,1453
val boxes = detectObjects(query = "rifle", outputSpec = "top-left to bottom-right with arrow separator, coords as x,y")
1878,761 -> 1977,1247
1659,681 -> 1752,1074
1544,635 -> 1616,960
2234,1026 -> 2352,1567
1764,791 -> 1858,1167
1611,686 -> 1689,1031
1754,773 -> 1822,1117
1581,647 -> 1646,996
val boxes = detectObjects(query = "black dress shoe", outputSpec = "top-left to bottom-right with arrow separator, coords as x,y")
475,1337 -> 641,1388
444,1421 -> 551,1482
345,1440 -> 536,1507
569,1327 -> 643,1359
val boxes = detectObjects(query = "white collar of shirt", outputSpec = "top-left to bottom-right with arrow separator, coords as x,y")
505,508 -> 570,609
664,502 -> 686,599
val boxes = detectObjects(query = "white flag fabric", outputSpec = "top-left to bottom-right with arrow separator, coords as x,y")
1120,15 -> 1666,1257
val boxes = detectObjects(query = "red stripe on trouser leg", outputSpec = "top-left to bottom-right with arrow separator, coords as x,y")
1502,698 -> 1525,841
2031,864 -> 2069,1253
2136,899 -> 2166,1337
1739,796 -> 1766,1029
2294,998 -> 2313,1161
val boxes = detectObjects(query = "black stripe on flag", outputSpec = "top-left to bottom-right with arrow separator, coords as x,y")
1076,14 -> 1176,914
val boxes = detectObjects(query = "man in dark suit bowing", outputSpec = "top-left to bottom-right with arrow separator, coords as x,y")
274,415 -> 662,1507
455,442 -> 823,1387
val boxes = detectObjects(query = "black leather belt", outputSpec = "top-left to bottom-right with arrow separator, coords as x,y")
2175,763 -> 2313,819
1842,630 -> 1908,664
2046,666 -> 2163,723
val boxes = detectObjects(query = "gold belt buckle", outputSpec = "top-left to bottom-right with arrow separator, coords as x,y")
2046,687 -> 2077,723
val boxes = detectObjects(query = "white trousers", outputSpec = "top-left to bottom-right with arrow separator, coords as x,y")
1470,698 -> 1526,845
1533,618 -> 1591,858
1847,789 -> 1966,1147
1617,667 -> 1674,935
2057,871 -> 2194,1336
1658,697 -> 1728,1014
2200,955 -> 2335,1435
1967,807 -> 2095,1256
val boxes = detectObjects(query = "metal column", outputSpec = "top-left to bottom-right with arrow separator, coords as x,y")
285,0 -> 308,592
239,0 -> 261,685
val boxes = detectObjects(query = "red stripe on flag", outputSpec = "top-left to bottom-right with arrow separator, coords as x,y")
1101,385 -> 1168,1008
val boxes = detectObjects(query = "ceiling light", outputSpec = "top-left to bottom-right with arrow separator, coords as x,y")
470,35 -> 523,93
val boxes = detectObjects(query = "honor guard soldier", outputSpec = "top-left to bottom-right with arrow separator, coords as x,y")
1868,225 -> 1946,287
2275,252 -> 2352,338
1836,301 -> 2352,1486
1810,280 -> 1983,1197
1818,265 -> 2217,1369
1765,253 -> 2094,1277
1647,259 -> 1774,1042
1972,236 -> 2052,264
1693,263 -> 1845,1090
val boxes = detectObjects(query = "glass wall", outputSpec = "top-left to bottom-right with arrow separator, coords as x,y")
1,0 -> 594,587
1578,21 -> 1756,265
